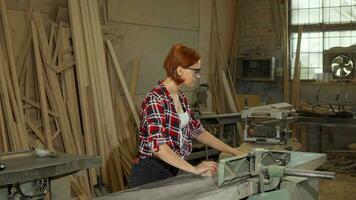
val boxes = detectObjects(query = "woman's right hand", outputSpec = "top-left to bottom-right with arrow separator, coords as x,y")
193,161 -> 218,176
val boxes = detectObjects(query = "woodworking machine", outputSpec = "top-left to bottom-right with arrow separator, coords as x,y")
218,148 -> 335,199
0,151 -> 101,200
241,102 -> 296,144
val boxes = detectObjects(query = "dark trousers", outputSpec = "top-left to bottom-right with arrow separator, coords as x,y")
128,157 -> 179,188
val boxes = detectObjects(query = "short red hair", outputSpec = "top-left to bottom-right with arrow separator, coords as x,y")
163,44 -> 201,85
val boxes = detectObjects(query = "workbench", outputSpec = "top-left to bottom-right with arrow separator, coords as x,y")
188,113 -> 241,160
0,152 -> 101,199
96,151 -> 326,200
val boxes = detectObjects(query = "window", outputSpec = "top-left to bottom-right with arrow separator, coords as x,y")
290,0 -> 356,80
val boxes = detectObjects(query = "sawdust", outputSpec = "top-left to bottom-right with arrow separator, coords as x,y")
320,173 -> 356,200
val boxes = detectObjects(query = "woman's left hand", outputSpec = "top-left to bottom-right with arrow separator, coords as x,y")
231,148 -> 246,157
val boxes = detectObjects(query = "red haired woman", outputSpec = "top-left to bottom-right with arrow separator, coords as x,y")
128,44 -> 243,188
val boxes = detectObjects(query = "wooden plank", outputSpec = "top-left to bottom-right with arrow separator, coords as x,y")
60,25 -> 92,197
89,0 -> 127,191
0,44 -> 20,150
281,0 -> 289,103
48,23 -> 55,60
24,117 -> 46,144
129,57 -> 140,102
0,0 -> 29,150
0,85 -> 9,152
56,6 -> 69,23
70,176 -> 86,199
88,0 -> 121,151
22,96 -> 57,117
67,0 -> 98,189
60,26 -> 84,154
220,70 -> 237,112
106,40 -> 140,128
16,32 -> 32,81
291,26 -> 303,107
31,19 -> 53,151
115,93 -> 137,154
33,12 -> 77,154
77,0 -> 109,184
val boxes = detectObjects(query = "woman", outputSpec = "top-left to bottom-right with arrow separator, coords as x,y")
128,44 -> 243,188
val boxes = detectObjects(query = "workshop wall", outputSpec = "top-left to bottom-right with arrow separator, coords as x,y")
106,0 -> 199,106
237,0 -> 285,104
106,0 -> 237,107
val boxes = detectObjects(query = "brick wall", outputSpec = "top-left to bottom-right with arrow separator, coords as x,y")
239,0 -> 281,52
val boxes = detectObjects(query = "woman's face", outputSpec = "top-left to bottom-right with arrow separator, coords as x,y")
180,60 -> 201,87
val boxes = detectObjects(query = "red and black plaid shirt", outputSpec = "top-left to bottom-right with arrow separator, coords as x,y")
138,81 -> 204,159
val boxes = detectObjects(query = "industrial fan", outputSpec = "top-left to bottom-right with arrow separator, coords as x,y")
331,55 -> 354,78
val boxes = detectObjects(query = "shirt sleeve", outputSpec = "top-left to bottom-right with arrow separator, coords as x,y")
143,95 -> 167,151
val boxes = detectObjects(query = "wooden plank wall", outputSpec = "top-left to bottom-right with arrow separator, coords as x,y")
0,0 -> 138,198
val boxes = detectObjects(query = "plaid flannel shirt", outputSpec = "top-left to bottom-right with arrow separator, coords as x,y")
138,81 -> 204,159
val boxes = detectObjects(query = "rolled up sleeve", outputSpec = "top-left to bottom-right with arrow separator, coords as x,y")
144,96 -> 167,151
190,116 -> 204,138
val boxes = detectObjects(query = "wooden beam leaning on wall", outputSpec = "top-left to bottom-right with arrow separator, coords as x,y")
67,0 -> 98,192
280,0 -> 290,103
106,40 -> 140,129
0,0 -> 29,150
69,0 -> 128,192
220,70 -> 237,113
291,26 -> 303,107
78,0 -> 115,188
30,19 -> 53,151
32,12 -> 78,154
130,57 -> 140,103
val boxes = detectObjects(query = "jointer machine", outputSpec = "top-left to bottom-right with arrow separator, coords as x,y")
217,149 -> 335,200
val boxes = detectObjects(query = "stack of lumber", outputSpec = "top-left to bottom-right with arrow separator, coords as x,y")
209,0 -> 238,114
298,100 -> 353,118
0,0 -> 139,197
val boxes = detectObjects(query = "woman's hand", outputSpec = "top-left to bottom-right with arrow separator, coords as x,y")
193,161 -> 218,176
231,148 -> 246,157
